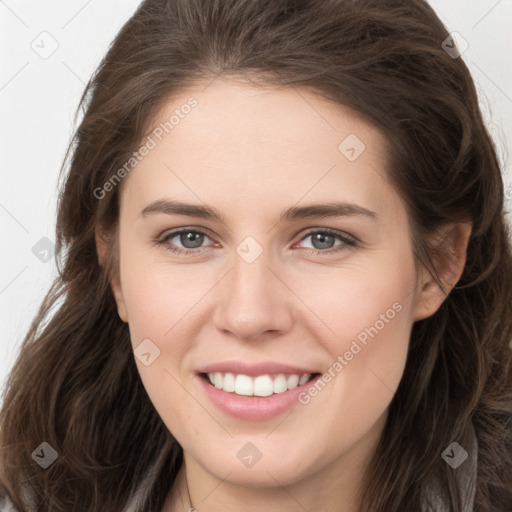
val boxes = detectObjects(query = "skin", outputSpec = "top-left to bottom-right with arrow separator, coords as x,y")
99,76 -> 471,512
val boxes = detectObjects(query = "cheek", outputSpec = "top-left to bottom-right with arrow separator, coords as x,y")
118,243 -> 210,341
326,273 -> 412,351
292,252 -> 416,350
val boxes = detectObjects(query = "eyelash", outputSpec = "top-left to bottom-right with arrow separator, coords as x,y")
154,227 -> 357,256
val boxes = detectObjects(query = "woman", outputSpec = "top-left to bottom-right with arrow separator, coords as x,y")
1,0 -> 511,511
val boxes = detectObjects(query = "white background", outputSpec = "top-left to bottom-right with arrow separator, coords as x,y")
1,1 -> 511,393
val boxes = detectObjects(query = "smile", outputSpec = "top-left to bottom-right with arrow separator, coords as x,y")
197,367 -> 322,420
204,372 -> 317,397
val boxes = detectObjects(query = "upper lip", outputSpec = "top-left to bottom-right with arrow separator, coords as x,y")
197,361 -> 318,377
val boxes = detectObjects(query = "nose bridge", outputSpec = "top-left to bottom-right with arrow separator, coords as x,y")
213,237 -> 293,340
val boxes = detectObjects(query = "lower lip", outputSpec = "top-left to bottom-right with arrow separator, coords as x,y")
197,374 -> 321,421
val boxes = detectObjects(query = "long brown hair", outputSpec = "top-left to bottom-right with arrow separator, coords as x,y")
1,1 -> 511,510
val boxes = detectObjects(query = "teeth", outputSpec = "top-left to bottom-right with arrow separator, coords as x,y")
223,372 -> 235,392
287,374 -> 299,389
235,374 -> 253,396
206,372 -> 313,396
253,375 -> 273,397
273,374 -> 288,394
298,374 -> 310,386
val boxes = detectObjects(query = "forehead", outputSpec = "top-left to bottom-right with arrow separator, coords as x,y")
144,75 -> 385,157
120,76 -> 399,220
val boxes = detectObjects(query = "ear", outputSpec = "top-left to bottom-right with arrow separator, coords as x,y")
413,222 -> 472,322
96,228 -> 128,323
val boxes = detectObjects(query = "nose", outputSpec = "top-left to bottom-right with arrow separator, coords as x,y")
212,244 -> 294,341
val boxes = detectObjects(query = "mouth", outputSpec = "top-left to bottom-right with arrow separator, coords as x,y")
197,371 -> 322,420
200,372 -> 321,397
195,361 -> 323,420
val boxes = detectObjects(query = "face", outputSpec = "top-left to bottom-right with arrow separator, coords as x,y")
107,76 -> 438,493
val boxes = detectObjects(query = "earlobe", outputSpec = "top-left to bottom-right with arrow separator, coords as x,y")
413,222 -> 472,322
95,228 -> 128,323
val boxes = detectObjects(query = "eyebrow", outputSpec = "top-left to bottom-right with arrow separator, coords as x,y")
139,199 -> 378,223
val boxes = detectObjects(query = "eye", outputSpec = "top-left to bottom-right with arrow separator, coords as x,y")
156,228 -> 215,255
295,229 -> 356,254
155,227 -> 357,256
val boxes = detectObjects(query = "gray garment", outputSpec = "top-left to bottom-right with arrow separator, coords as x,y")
0,426 -> 478,512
